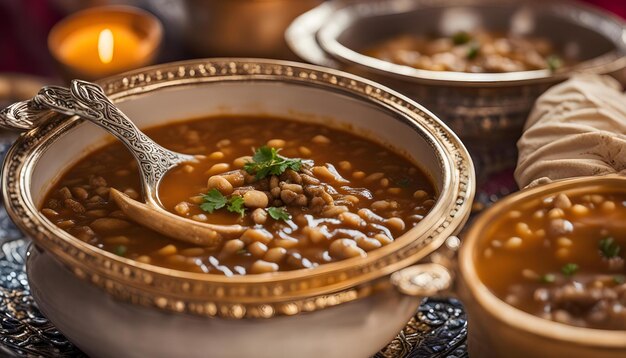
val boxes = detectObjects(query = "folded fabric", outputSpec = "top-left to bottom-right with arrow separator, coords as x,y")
515,74 -> 626,188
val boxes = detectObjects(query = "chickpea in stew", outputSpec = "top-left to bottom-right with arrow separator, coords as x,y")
364,31 -> 570,73
42,116 -> 437,275
478,190 -> 626,330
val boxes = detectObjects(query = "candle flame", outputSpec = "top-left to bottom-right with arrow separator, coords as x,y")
98,29 -> 114,64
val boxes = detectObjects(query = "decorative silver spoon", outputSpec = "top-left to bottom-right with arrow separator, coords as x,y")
0,80 -> 246,247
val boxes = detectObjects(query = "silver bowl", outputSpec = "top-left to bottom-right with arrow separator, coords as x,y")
286,0 -> 626,176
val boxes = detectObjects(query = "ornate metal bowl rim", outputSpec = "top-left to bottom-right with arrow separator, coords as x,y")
3,58 -> 474,317
461,174 -> 626,346
316,0 -> 626,86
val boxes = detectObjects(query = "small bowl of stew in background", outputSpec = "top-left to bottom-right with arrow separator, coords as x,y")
2,59 -> 474,358
460,175 -> 626,358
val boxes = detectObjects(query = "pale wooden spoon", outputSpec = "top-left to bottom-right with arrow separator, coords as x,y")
0,80 -> 246,247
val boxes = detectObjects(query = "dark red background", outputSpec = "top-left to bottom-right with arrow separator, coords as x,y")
0,0 -> 624,77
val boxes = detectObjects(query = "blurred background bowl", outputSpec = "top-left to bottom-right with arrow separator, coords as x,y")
287,0 -> 626,180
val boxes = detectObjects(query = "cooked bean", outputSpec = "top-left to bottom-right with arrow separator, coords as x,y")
280,189 -> 298,205
352,171 -> 366,179
374,234 -> 393,245
216,139 -> 231,148
280,183 -> 303,193
356,237 -> 382,251
207,176 -> 234,195
371,200 -> 391,211
267,139 -> 286,148
205,163 -> 230,177
58,187 -> 73,200
250,260 -> 279,274
223,239 -> 245,255
248,242 -> 268,258
56,219 -> 75,229
322,205 -> 349,217
240,228 -> 273,245
182,165 -> 194,173
264,247 -> 287,263
221,170 -> 245,187
233,156 -> 252,169
136,256 -> 151,264
505,237 -> 523,249
95,186 -> 110,197
571,204 -> 589,216
602,201 -> 616,212
244,190 -> 269,208
554,194 -> 572,209
364,172 -> 384,183
71,187 -> 89,200
387,187 -> 402,195
338,161 -> 352,171
174,202 -> 191,216
339,212 -> 365,228
274,237 -> 299,249
42,208 -> 59,218
304,226 -> 327,244
413,190 -> 428,200
311,135 -> 330,144
157,244 -> 177,256
89,176 -> 107,188
252,208 -> 267,224
329,239 -> 366,259
299,146 -> 312,156
90,218 -> 130,232
385,217 -> 405,232
190,214 -> 208,222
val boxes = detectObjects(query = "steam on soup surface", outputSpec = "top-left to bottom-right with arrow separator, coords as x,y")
41,116 -> 436,275
364,31 -> 569,73
478,191 -> 626,330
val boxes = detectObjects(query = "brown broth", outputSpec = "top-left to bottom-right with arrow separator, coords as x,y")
41,115 -> 437,275
364,31 -> 571,73
477,192 -> 626,330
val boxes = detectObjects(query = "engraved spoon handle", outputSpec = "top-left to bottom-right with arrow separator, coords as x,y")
0,80 -> 194,203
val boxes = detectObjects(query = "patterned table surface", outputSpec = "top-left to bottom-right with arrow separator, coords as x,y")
0,135 -> 517,358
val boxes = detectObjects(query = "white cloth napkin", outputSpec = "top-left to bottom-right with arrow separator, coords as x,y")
515,74 -> 626,188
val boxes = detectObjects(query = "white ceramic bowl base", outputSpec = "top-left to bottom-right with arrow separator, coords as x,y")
28,246 -> 419,358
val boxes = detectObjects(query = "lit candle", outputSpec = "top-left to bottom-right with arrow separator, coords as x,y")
48,6 -> 162,81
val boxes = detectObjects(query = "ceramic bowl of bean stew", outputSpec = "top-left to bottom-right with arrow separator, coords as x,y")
460,175 -> 626,358
2,59 -> 473,358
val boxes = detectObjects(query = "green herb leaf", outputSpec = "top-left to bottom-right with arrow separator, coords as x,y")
244,146 -> 302,180
540,273 -> 556,284
547,55 -> 562,72
599,237 -> 621,259
267,207 -> 291,221
200,188 -> 228,213
236,248 -> 248,255
227,195 -> 246,217
614,275 -> 625,284
561,263 -> 579,277
114,245 -> 127,257
467,42 -> 480,59
452,31 -> 471,45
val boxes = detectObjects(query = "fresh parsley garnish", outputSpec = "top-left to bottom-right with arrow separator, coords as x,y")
267,207 -> 291,221
200,189 -> 246,216
200,188 -> 228,213
467,42 -> 480,59
561,263 -> 578,277
614,275 -> 625,284
540,273 -> 556,284
244,146 -> 302,179
452,31 -> 471,45
227,195 -> 246,217
546,55 -> 562,72
599,237 -> 621,259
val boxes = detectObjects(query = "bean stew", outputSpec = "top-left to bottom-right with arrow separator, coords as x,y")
41,116 -> 437,275
478,190 -> 626,330
364,31 -> 571,73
